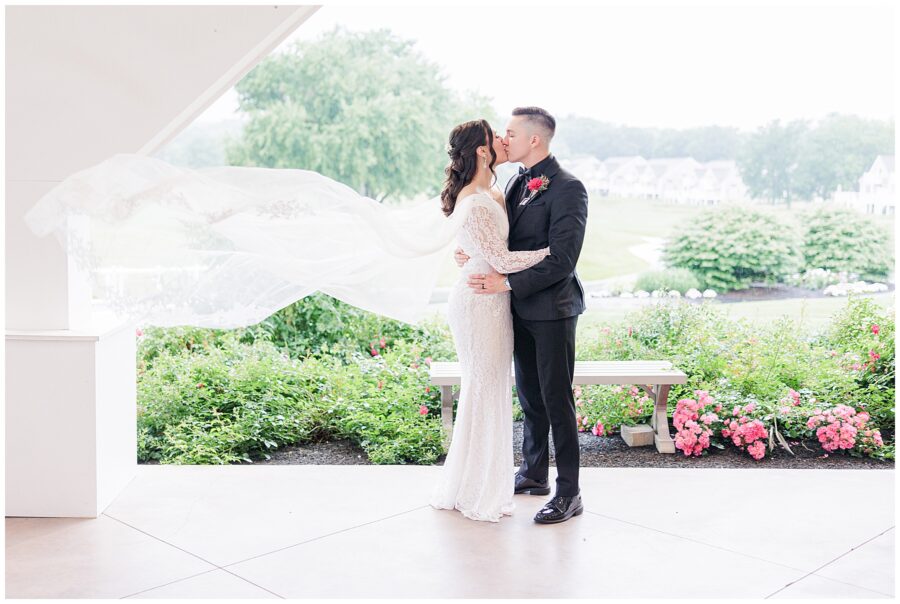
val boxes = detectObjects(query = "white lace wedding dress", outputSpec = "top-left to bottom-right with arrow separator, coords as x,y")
429,192 -> 549,522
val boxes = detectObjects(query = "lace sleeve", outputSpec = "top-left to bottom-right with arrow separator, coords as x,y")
464,205 -> 549,274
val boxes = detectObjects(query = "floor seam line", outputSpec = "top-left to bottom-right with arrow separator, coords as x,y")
118,568 -> 221,600
764,525 -> 896,599
222,504 -> 430,568
104,513 -> 285,599
583,509 -> 810,574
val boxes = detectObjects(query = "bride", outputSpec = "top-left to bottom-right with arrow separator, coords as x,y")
428,120 -> 549,522
23,118 -> 549,524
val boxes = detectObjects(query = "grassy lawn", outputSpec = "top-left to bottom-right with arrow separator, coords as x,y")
578,292 -> 896,336
436,196 -> 895,287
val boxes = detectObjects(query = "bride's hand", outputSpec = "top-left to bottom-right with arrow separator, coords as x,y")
455,247 -> 470,267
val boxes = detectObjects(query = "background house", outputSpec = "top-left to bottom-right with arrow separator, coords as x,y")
832,155 -> 895,215
565,155 -> 749,204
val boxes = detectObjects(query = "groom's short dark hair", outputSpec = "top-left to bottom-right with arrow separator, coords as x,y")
512,106 -> 556,141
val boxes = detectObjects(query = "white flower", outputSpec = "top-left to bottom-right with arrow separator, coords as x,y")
635,290 -> 650,298
667,290 -> 681,298
685,288 -> 702,299
702,289 -> 717,298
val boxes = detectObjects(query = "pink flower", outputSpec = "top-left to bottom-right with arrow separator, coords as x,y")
868,350 -> 880,361
871,324 -> 880,335
377,380 -> 384,390
591,421 -> 605,437
419,405 -> 429,416
747,440 -> 766,460
379,337 -> 387,349
424,357 -> 432,366
135,327 -> 143,337
527,177 -> 544,191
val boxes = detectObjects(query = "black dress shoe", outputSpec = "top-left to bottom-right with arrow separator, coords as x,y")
514,473 -> 551,496
534,494 -> 584,524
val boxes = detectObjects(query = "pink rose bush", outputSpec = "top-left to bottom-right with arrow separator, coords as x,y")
673,390 -> 719,457
576,380 -> 887,462
806,404 -> 883,454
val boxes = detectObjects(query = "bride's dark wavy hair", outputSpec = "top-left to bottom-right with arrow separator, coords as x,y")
440,119 -> 497,216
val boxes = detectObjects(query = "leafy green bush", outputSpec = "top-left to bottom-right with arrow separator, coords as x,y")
635,268 -> 702,293
662,205 -> 802,292
137,288 -> 894,464
137,315 -> 449,465
137,336 -> 323,464
236,292 -> 455,362
574,298 -> 895,458
798,207 -> 892,280
817,296 -> 895,433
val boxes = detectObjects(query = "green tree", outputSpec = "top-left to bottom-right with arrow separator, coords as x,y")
793,114 -> 895,200
737,119 -> 809,207
555,117 -> 743,161
226,27 -> 497,201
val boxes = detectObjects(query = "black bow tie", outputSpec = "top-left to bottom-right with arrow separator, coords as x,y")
518,166 -> 531,177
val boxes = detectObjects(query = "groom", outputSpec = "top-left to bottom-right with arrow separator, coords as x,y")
456,107 -> 589,524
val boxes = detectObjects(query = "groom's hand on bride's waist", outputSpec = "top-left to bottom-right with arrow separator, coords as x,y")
468,270 -> 510,295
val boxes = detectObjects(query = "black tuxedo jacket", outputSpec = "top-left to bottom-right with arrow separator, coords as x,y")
504,154 -> 588,321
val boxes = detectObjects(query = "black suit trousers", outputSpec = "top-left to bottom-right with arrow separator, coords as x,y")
512,307 -> 580,497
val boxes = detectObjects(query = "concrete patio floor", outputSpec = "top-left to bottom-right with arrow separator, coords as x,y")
5,465 -> 895,599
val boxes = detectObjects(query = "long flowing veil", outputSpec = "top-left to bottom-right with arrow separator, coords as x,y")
24,154 -> 472,328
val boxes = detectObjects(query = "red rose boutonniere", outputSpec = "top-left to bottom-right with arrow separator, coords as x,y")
521,174 -> 550,206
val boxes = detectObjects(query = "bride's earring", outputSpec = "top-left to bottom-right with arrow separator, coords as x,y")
482,154 -> 487,170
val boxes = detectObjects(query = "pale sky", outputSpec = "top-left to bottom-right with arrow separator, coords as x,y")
199,1 -> 895,131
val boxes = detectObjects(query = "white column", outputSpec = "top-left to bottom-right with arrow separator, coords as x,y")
5,5 -> 316,517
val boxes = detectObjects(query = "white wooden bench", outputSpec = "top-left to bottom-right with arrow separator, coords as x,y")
429,360 -> 688,453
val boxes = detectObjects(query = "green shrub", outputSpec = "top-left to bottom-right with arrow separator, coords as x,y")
635,268 -> 702,293
237,292 -> 455,361
137,323 -> 447,465
798,207 -> 892,281
137,337 -> 322,464
818,295 -> 895,432
663,204 -> 803,292
574,298 -> 895,457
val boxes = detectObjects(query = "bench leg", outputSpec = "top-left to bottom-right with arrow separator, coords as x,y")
650,384 -> 675,454
440,386 -> 454,449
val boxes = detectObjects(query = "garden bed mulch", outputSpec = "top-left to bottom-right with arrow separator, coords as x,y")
252,421 -> 893,469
